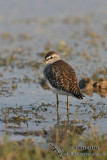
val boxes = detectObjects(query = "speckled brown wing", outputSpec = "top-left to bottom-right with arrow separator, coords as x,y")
44,60 -> 83,99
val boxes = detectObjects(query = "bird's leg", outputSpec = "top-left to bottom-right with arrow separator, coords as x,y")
67,95 -> 69,110
56,94 -> 60,122
67,96 -> 69,121
56,94 -> 59,110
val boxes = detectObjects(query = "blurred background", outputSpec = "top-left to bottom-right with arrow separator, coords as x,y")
0,0 -> 107,158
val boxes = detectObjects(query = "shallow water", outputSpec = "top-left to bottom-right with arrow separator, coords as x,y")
0,0 -> 107,146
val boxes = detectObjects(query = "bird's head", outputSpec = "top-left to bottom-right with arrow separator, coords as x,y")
33,51 -> 60,67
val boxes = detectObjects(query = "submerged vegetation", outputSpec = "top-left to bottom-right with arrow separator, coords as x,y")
0,102 -> 107,159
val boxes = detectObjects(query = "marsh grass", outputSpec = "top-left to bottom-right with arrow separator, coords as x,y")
0,123 -> 107,160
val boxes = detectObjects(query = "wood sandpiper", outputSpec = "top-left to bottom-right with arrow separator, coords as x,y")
34,51 -> 84,111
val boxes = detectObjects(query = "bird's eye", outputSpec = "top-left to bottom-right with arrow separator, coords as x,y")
50,56 -> 53,59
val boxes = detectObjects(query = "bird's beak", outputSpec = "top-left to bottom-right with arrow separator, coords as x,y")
33,60 -> 46,67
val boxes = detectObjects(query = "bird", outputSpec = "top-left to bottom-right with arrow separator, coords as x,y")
33,51 -> 84,111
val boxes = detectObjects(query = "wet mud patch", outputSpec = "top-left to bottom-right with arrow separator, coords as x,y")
0,97 -> 106,146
